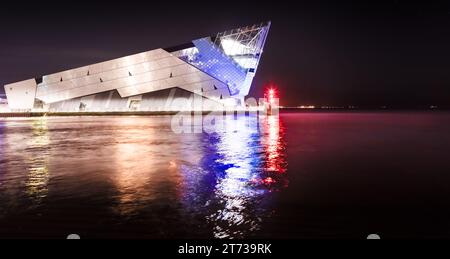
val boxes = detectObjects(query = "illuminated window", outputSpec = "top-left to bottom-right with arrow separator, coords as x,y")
129,100 -> 141,111
79,102 -> 86,111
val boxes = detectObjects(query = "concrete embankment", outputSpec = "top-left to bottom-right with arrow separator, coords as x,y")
0,110 -> 257,117
0,111 -> 189,117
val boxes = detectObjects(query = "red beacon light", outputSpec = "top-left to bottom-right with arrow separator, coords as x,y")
268,89 -> 275,101
264,86 -> 278,115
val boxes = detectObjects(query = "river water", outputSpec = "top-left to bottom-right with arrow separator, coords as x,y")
1,112 -> 450,239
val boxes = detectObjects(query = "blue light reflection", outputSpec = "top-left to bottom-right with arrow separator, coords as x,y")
180,115 -> 288,238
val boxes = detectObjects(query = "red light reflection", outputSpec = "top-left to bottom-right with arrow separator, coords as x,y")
265,115 -> 286,174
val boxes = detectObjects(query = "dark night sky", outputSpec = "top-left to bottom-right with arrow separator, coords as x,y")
1,0 -> 450,107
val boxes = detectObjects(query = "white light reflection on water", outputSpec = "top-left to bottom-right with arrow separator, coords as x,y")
209,116 -> 266,238
180,115 -> 288,239
0,117 -> 51,216
25,118 -> 50,206
108,117 -> 184,217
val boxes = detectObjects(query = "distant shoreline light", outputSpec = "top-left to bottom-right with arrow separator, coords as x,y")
298,105 -> 316,109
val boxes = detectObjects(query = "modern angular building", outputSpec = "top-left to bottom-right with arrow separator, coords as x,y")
4,22 -> 271,112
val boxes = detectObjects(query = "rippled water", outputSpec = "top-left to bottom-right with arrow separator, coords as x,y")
0,114 -> 287,238
1,112 -> 450,239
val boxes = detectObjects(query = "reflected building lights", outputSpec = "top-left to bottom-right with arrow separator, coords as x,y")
25,117 -> 50,206
207,116 -> 264,238
111,123 -> 161,217
197,115 -> 288,239
0,115 -> 288,238
263,115 -> 287,175
109,117 -> 185,218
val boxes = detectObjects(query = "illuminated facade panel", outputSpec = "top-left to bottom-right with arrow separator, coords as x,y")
4,79 -> 37,110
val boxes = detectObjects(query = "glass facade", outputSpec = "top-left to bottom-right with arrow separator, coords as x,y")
171,22 -> 271,97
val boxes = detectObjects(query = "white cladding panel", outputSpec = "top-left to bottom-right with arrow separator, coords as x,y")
41,49 -> 170,85
4,79 -> 37,110
36,48 -> 231,104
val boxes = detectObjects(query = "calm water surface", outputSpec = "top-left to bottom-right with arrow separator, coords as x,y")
1,112 -> 450,238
